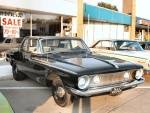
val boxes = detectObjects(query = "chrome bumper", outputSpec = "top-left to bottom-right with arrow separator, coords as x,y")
144,68 -> 150,74
68,77 -> 145,97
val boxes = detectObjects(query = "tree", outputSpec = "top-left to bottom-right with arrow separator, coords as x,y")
97,2 -> 118,11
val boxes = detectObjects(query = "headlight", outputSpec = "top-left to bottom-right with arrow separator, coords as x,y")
93,75 -> 100,84
78,75 -> 90,89
135,69 -> 143,80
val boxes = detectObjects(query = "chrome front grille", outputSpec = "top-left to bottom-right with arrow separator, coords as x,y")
90,70 -> 135,88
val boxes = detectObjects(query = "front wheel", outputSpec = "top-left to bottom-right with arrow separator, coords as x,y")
52,77 -> 73,107
12,65 -> 26,81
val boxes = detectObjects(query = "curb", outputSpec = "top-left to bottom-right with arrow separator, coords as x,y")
0,58 -> 5,61
0,75 -> 13,81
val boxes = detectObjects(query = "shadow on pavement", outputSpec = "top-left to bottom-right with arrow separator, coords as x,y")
72,97 -> 91,113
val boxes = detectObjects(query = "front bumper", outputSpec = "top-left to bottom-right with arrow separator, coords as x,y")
144,68 -> 150,74
67,77 -> 145,97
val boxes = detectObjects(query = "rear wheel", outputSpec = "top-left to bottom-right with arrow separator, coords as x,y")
12,65 -> 26,81
52,76 -> 73,107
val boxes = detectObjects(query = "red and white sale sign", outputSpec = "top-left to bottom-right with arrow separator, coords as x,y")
1,16 -> 22,38
1,16 -> 22,27
3,26 -> 20,38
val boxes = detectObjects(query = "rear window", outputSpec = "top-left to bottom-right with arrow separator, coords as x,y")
5,39 -> 11,43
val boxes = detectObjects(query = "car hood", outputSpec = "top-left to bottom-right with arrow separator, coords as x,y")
46,54 -> 141,75
0,92 -> 14,113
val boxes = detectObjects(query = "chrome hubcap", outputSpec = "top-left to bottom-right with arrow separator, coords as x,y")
56,87 -> 65,98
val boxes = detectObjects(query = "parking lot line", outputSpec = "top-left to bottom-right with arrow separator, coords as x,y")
136,86 -> 150,88
0,87 -> 50,89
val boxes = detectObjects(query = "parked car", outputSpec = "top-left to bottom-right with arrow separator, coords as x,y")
7,36 -> 144,107
0,38 -> 24,57
139,41 -> 150,50
90,39 -> 150,75
0,92 -> 14,113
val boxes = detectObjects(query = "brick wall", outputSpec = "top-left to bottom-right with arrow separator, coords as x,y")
122,0 -> 132,14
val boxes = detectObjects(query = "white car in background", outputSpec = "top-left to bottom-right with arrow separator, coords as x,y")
0,38 -> 24,57
90,39 -> 150,75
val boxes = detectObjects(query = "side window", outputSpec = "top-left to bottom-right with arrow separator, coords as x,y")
5,39 -> 11,43
29,39 -> 41,53
95,41 -> 113,50
95,41 -> 102,48
10,39 -> 14,43
22,39 -> 29,51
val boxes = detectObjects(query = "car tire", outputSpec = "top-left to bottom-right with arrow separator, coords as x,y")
12,65 -> 26,81
52,76 -> 73,107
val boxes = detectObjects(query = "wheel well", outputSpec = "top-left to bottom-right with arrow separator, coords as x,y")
45,72 -> 60,87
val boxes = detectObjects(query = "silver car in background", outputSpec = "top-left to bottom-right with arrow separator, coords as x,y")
90,39 -> 150,75
0,38 -> 24,58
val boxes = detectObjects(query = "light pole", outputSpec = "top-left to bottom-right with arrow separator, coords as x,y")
130,0 -> 136,40
148,24 -> 149,41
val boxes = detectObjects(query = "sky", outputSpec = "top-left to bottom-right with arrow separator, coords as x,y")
84,0 -> 150,20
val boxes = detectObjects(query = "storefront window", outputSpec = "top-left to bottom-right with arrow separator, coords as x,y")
21,14 -> 72,37
0,13 -> 73,42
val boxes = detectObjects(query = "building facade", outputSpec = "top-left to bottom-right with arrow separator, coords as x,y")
0,0 -> 78,42
123,0 -> 150,41
83,4 -> 131,46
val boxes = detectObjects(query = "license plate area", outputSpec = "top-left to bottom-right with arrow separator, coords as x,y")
110,87 -> 122,96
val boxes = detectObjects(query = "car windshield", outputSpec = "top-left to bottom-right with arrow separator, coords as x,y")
114,41 -> 143,51
41,39 -> 90,53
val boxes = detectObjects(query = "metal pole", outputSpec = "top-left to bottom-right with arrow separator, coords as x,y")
88,14 -> 90,42
30,12 -> 32,36
61,16 -> 63,36
130,0 -> 136,40
148,24 -> 149,41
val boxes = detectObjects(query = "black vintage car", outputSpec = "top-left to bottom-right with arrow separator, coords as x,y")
8,36 -> 144,107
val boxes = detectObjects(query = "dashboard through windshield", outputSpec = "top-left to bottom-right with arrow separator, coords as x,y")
41,39 -> 90,53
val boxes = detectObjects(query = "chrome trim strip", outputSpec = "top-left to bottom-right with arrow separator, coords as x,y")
68,77 -> 145,96
97,51 -> 148,60
31,57 -> 77,75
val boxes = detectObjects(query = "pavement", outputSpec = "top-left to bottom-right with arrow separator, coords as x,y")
0,57 -> 5,61
0,60 -> 13,81
0,78 -> 150,113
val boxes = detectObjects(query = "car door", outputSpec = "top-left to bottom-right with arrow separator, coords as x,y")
24,38 -> 48,84
16,38 -> 30,74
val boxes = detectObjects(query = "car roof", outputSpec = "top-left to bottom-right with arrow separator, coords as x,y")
25,36 -> 82,40
95,39 -> 138,42
90,39 -> 138,48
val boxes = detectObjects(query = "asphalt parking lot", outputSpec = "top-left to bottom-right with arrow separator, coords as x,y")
1,60 -> 150,113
